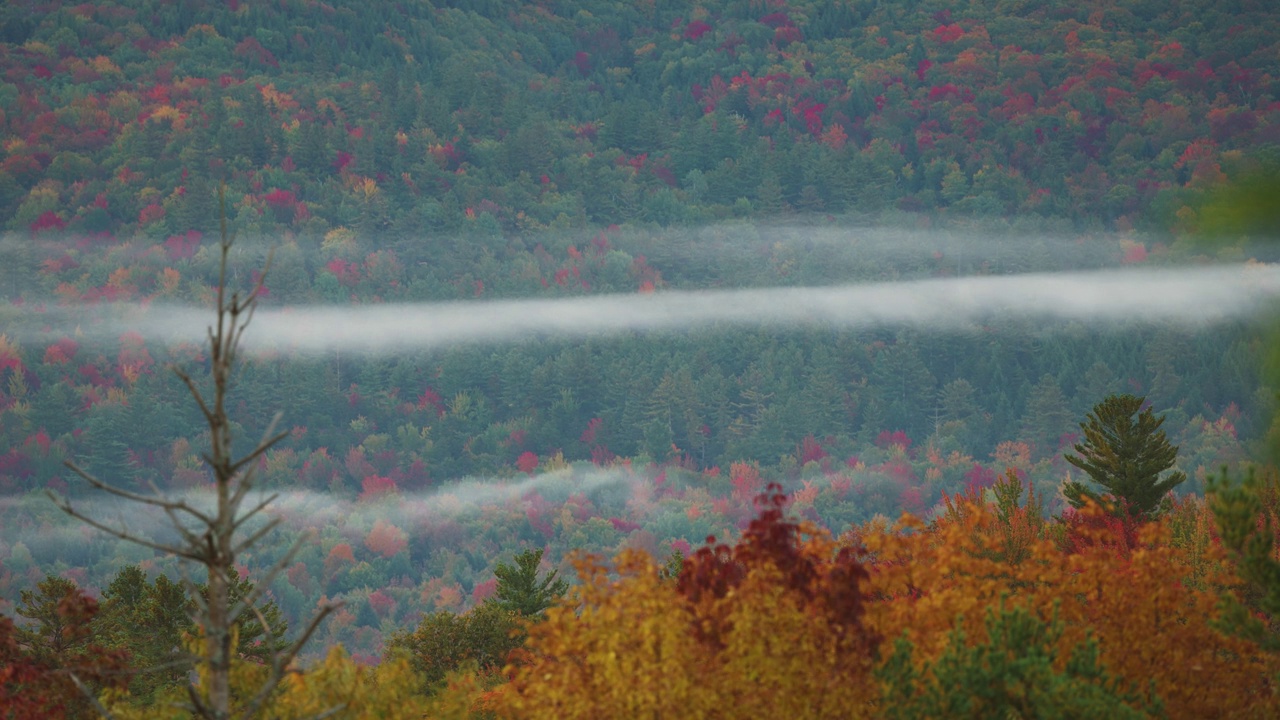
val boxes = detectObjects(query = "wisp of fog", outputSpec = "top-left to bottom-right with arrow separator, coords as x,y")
2,467 -> 642,552
9,264 -> 1280,353
151,264 -> 1280,353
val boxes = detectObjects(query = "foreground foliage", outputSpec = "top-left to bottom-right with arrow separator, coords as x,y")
471,484 -> 1277,719
6,476 -> 1280,718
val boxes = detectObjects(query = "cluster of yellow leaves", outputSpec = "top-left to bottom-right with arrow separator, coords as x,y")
148,105 -> 184,129
107,266 -> 133,290
258,83 -> 299,113
184,24 -> 221,39
158,267 -> 182,295
268,648 -> 430,720
345,175 -> 380,200
89,55 -> 122,76
492,525 -> 878,719
322,227 -> 359,258
95,486 -> 1276,719
104,644 -> 431,720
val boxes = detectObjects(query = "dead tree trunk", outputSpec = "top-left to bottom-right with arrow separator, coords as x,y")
52,185 -> 337,719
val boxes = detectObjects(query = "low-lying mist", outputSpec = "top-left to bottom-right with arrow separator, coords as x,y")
0,466 -> 644,558
13,263 -> 1279,354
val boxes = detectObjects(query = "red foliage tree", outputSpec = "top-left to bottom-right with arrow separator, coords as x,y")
137,203 -> 165,226
684,21 -> 712,41
729,462 -> 762,504
29,211 -> 66,235
42,338 -> 78,365
516,451 -> 539,475
797,435 -> 828,466
932,24 -> 964,43
323,543 -> 356,579
471,578 -> 498,603
1058,499 -> 1144,557
677,484 -> 877,652
0,588 -> 130,719
875,430 -> 913,451
367,589 -> 397,619
358,474 -> 397,501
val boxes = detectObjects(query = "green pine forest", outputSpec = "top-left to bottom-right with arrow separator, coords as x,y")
2,0 -> 1280,706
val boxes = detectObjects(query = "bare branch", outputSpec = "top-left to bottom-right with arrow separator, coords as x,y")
62,461 -> 214,525
247,602 -> 274,645
229,493 -> 279,534
179,566 -> 208,616
312,704 -> 350,720
161,504 -> 207,550
231,517 -> 281,557
238,601 -> 341,720
48,493 -> 205,562
66,671 -> 117,720
227,431 -> 288,492
147,480 -> 211,550
172,365 -> 216,425
228,530 -> 306,621
70,654 -> 199,681
229,412 -> 286,477
57,183 -> 332,719
188,683 -> 213,720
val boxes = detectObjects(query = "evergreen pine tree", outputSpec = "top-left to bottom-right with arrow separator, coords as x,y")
99,566 -> 192,703
1063,394 -> 1186,516
14,576 -> 89,665
489,548 -> 568,617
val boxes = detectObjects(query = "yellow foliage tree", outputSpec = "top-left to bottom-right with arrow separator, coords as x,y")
490,486 -> 879,719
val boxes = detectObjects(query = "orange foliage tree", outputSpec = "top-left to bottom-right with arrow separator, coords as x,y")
862,492 -> 1278,719
364,520 -> 408,558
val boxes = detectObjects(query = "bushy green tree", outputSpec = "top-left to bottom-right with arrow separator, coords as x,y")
386,548 -> 567,694
385,602 -> 521,693
98,566 -> 192,704
879,604 -> 1160,719
14,576 -> 97,665
1063,394 -> 1186,516
199,569 -> 289,664
1208,466 -> 1280,650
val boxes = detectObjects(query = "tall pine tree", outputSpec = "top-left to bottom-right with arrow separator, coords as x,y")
1063,394 -> 1185,517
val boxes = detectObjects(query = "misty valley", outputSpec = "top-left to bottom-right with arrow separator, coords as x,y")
2,0 -> 1280,717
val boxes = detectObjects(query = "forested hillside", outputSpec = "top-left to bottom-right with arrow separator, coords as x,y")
1,0 -> 1278,234
2,0 -> 1280,716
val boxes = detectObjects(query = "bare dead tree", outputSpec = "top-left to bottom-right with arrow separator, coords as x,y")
50,185 -> 338,719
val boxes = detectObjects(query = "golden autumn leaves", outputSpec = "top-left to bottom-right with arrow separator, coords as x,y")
468,481 -> 1277,719
498,487 -> 879,719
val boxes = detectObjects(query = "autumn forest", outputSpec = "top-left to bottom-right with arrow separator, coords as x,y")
2,0 -> 1280,717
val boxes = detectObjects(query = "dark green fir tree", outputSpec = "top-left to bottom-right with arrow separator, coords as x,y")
1063,394 -> 1186,517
